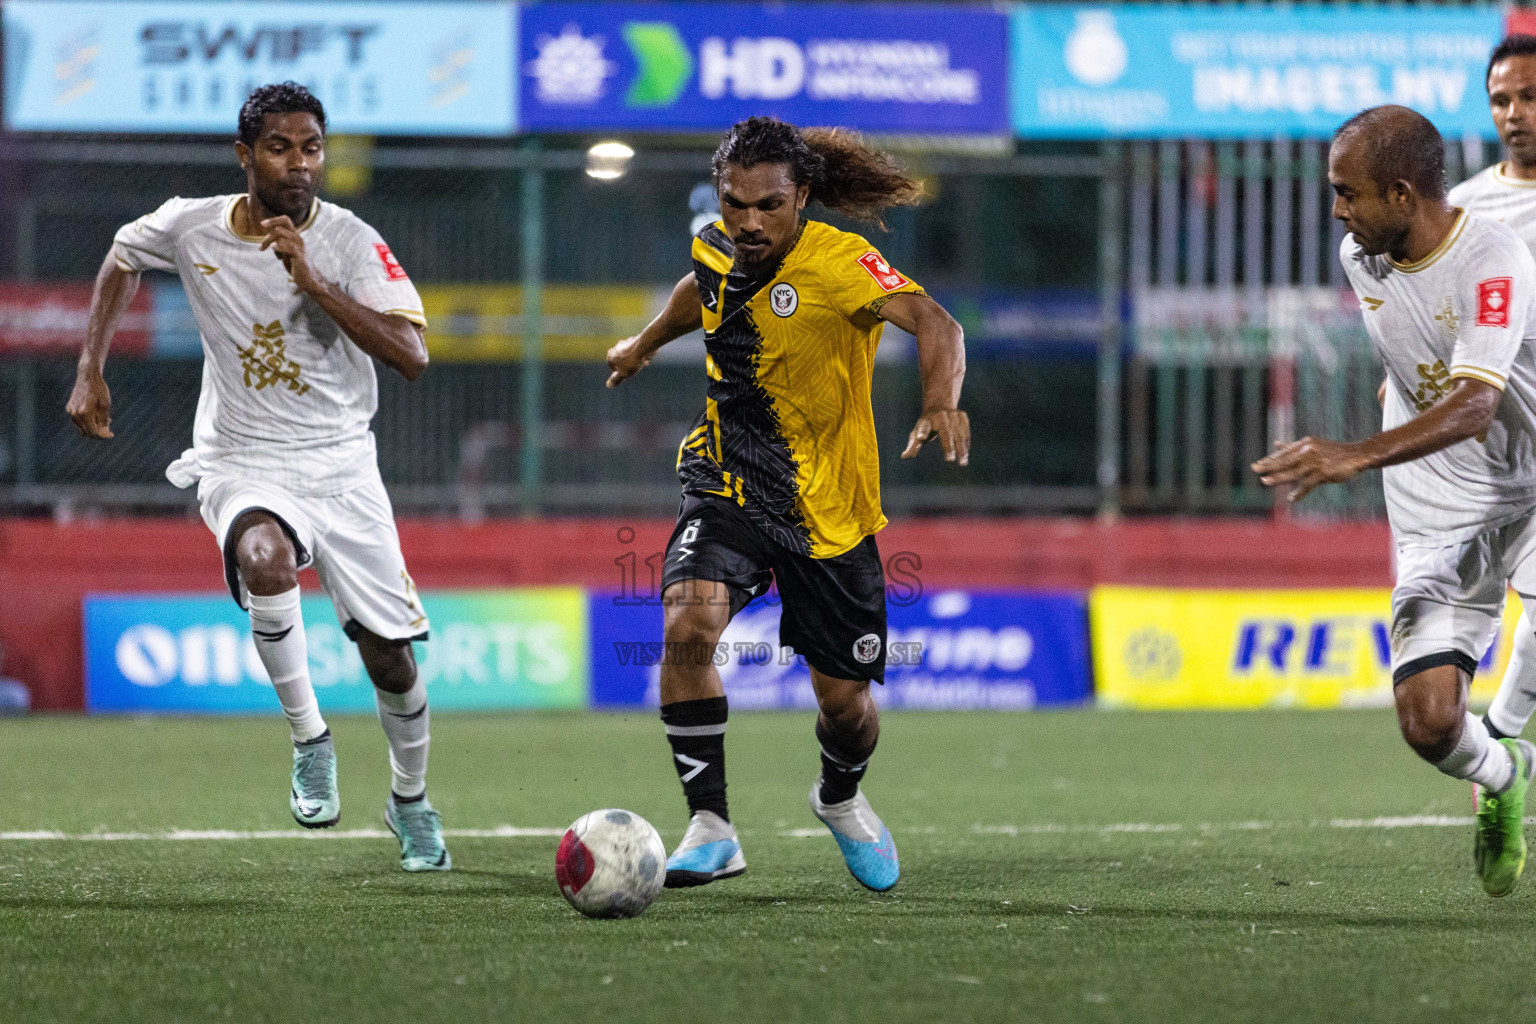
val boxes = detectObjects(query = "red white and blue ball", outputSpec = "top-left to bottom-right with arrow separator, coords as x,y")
556,809 -> 666,919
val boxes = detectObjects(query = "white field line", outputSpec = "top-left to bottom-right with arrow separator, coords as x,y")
0,827 -> 565,841
1,817 -> 1529,842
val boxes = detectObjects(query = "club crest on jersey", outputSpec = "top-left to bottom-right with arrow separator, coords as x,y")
1478,277 -> 1512,327
857,252 -> 909,292
374,243 -> 409,282
769,282 -> 798,317
852,633 -> 882,664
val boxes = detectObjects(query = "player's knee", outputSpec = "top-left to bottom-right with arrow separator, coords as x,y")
234,522 -> 297,595
1396,694 -> 1462,761
355,630 -> 417,693
662,601 -> 726,656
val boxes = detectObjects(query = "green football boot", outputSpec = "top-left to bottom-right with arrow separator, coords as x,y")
289,732 -> 340,829
1474,738 -> 1535,898
385,794 -> 452,872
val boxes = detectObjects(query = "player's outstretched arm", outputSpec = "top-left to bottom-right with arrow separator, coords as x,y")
878,292 -> 969,466
606,273 -> 702,389
66,252 -> 142,439
260,216 -> 429,381
1253,377 -> 1500,502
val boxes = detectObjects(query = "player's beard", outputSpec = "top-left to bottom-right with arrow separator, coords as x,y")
255,180 -> 317,224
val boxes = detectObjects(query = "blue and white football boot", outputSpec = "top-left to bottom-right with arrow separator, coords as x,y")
289,732 -> 340,829
385,794 -> 452,872
664,810 -> 746,888
810,780 -> 899,892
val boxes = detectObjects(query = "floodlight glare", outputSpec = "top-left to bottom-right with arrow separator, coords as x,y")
586,141 -> 635,180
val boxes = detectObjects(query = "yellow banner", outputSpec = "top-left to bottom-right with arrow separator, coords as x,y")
418,285 -> 660,361
1090,586 -> 1520,709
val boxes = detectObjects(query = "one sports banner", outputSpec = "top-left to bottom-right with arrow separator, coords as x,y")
1091,586 -> 1519,710
1010,5 -> 1505,139
1,1 -> 517,134
588,588 -> 1092,710
84,589 -> 587,713
518,2 -> 1009,134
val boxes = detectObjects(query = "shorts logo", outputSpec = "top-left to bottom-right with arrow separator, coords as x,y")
374,243 -> 409,282
770,282 -> 798,317
1478,277 -> 1512,327
856,252 -> 910,292
852,633 -> 882,664
675,518 -> 702,562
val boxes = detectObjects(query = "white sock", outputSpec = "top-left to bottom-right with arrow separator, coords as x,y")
1488,610 -> 1536,738
1436,711 -> 1516,793
247,587 -> 327,744
375,680 -> 429,800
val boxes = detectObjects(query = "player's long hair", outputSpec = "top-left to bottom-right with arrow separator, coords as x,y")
711,117 -> 924,229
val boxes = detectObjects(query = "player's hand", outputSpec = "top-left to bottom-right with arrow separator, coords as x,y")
66,371 -> 114,439
1252,437 -> 1366,502
605,335 -> 653,388
259,217 -> 320,293
1377,377 -> 1387,408
902,408 -> 970,465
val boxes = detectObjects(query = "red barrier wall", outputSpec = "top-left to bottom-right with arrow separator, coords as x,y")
0,515 -> 1393,711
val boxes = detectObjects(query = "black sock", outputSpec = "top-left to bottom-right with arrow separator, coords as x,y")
817,718 -> 876,805
661,696 -> 729,822
1485,713 -> 1513,741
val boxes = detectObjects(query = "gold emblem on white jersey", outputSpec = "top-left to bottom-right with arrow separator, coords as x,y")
1361,296 -> 1384,312
236,320 -> 310,396
1411,360 -> 1451,413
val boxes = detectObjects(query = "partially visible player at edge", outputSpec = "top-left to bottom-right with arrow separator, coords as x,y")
605,117 -> 967,893
1255,105 -> 1536,896
1447,35 -> 1536,752
65,83 -> 450,872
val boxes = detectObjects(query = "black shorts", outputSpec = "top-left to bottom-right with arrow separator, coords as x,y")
660,494 -> 888,682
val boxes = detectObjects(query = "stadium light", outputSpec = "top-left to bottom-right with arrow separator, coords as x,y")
585,141 -> 635,180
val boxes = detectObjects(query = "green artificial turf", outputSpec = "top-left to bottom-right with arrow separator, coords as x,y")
3,709 -> 1535,1022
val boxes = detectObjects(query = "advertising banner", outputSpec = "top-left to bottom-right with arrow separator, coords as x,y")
1091,586 -> 1515,710
1010,6 -> 1505,138
519,2 -> 1008,134
84,589 -> 587,713
0,283 -> 151,357
2,1 -> 516,135
589,588 -> 1092,710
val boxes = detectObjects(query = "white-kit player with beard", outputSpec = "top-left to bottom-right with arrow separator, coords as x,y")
65,82 -> 449,872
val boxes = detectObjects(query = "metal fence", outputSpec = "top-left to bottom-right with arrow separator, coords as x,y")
0,132 -> 1502,519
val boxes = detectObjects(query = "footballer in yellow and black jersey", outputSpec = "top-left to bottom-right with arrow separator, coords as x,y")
677,217 -> 924,559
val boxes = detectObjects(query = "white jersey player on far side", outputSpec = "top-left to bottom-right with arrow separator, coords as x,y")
65,82 -> 449,872
1446,35 -> 1536,755
1254,105 -> 1536,896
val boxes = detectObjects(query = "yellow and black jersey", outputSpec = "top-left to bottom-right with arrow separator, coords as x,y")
678,218 -> 925,558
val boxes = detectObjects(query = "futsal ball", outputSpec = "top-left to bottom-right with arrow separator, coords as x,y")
556,809 -> 667,919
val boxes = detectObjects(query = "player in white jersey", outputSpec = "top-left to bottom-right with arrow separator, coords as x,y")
1445,36 -> 1536,751
64,83 -> 449,872
1255,105 -> 1536,896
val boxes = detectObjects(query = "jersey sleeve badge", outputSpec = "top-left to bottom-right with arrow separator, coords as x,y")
374,243 -> 410,282
1478,277 -> 1512,327
857,251 -> 910,292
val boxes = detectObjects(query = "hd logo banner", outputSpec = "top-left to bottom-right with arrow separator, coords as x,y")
1092,586 -> 1517,709
1010,5 -> 1504,138
519,2 -> 1008,134
1,1 -> 516,134
84,589 -> 587,713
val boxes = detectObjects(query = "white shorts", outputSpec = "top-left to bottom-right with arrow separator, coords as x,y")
1391,513 -> 1536,682
197,473 -> 429,643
